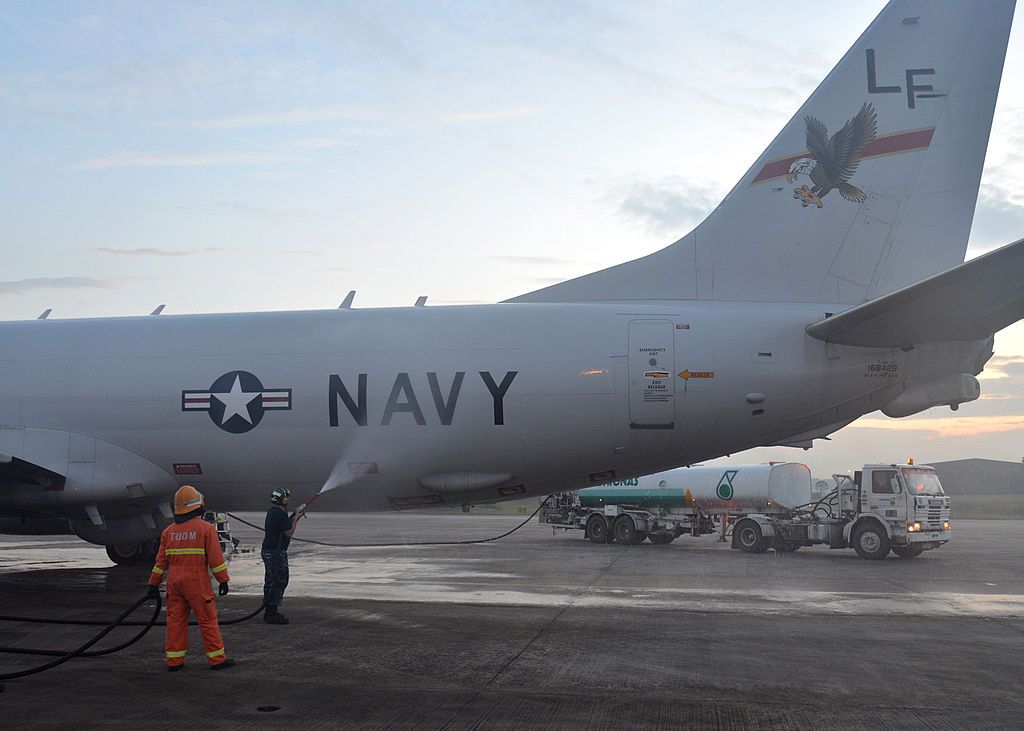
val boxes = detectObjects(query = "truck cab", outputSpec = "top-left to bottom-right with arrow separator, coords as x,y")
846,464 -> 952,558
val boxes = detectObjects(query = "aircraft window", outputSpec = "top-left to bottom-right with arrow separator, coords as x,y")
871,470 -> 899,494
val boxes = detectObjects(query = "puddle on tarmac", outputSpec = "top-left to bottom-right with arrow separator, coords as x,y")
5,537 -> 1024,619
218,547 -> 1024,618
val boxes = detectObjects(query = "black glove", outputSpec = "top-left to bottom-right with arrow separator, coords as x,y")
146,586 -> 160,600
218,582 -> 230,597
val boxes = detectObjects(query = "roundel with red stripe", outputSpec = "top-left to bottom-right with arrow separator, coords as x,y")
182,370 -> 292,434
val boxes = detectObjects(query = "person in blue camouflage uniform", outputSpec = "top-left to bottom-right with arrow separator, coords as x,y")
262,488 -> 304,624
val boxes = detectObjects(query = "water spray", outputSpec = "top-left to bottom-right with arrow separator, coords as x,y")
293,451 -> 354,515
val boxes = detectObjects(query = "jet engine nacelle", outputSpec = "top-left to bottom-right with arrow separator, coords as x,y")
881,373 -> 980,418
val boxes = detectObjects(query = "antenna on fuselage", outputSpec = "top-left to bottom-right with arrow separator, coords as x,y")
37,309 -> 52,320
414,296 -> 427,307
339,290 -> 356,309
149,304 -> 166,316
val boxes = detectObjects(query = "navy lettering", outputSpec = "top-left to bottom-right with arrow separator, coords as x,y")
427,372 -> 464,426
329,374 -> 367,427
479,370 -> 517,426
381,373 -> 426,426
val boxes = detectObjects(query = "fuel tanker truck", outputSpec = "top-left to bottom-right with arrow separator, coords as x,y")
538,462 -> 952,559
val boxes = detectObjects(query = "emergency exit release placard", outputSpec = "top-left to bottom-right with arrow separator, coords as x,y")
629,321 -> 675,428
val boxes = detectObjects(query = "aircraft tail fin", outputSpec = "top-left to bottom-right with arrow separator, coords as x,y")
805,237 -> 1024,347
508,0 -> 1016,305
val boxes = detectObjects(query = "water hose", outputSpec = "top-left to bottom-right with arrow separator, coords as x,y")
0,594 -> 159,680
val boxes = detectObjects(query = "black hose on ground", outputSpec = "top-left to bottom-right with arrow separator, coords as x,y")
0,498 -> 542,678
225,497 -> 552,548
0,594 -> 159,680
0,601 -> 265,628
0,598 -> 161,658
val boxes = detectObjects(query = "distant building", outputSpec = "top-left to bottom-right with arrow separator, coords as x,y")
929,459 -> 1024,496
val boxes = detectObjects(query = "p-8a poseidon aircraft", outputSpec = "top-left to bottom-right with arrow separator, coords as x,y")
2,0 -> 1023,564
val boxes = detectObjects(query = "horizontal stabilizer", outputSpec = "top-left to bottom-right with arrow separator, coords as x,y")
805,238 -> 1024,347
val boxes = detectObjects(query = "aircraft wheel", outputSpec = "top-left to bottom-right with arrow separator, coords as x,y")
105,540 -> 156,566
892,544 -> 924,559
853,523 -> 891,560
735,520 -> 765,553
613,515 -> 638,545
586,515 -> 612,544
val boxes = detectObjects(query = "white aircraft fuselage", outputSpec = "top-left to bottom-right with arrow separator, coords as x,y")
2,0 -> 1020,558
0,302 -> 989,520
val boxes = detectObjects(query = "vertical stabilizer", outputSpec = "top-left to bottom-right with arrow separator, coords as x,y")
509,0 -> 1015,305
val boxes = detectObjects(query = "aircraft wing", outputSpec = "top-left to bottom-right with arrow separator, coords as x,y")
805,237 -> 1024,348
0,454 -> 65,490
0,430 -> 177,558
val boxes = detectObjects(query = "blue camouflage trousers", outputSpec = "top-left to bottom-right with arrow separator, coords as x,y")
261,549 -> 290,608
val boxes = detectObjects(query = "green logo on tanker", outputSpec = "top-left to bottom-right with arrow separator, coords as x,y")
716,470 -> 738,500
603,478 -> 639,487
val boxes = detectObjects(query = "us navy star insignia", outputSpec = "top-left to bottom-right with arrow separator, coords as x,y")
182,370 -> 292,434
214,375 -> 258,424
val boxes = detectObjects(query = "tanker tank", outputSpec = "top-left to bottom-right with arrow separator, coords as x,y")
579,463 -> 813,513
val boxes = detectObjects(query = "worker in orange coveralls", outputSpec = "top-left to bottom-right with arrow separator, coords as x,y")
147,485 -> 236,672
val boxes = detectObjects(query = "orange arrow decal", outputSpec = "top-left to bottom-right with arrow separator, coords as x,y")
679,370 -> 715,380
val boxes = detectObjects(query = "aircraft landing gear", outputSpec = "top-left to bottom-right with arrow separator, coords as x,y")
105,540 -> 157,566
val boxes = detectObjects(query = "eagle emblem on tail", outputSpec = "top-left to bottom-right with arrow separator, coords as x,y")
786,102 -> 877,208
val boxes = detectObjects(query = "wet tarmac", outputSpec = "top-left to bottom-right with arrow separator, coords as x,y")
2,515 -> 1024,728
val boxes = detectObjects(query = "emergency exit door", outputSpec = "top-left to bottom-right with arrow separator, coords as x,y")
628,320 -> 675,429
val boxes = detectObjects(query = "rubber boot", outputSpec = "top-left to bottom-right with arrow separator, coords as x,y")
211,658 -> 236,671
264,607 -> 289,625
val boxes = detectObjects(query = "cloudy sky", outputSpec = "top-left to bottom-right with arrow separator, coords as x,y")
1,2 -> 1023,475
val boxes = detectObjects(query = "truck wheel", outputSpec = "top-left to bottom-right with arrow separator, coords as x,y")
586,515 -> 612,544
649,533 -> 674,545
613,515 -> 638,545
735,520 -> 765,553
892,544 -> 924,559
852,523 -> 891,560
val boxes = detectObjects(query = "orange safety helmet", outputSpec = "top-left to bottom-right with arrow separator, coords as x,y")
174,485 -> 205,516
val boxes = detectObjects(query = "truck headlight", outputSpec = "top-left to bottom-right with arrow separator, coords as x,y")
907,522 -> 921,533
943,521 -> 951,531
